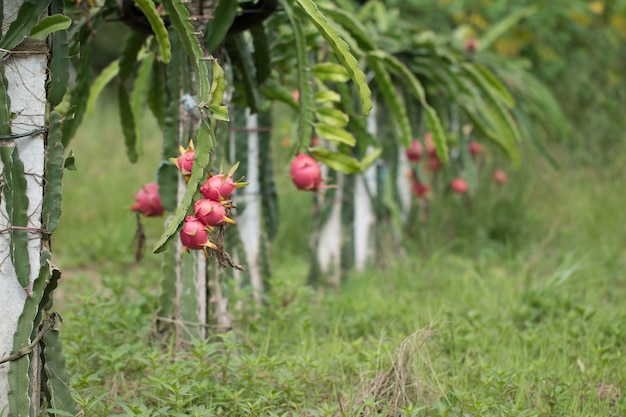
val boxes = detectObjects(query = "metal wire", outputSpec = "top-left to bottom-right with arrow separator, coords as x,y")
0,127 -> 47,141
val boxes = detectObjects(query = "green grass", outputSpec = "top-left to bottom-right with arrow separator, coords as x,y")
50,105 -> 626,416
54,102 -> 164,269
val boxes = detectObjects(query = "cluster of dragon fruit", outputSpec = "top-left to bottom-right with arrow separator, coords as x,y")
131,141 -> 247,254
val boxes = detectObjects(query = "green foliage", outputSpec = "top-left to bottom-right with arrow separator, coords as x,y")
0,68 -> 11,136
118,84 -> 139,163
225,33 -> 261,112
258,80 -> 298,111
277,0 -> 314,148
230,106 -> 250,215
43,323 -> 78,416
294,0 -> 373,117
478,5 -> 537,50
258,111 -> 279,241
119,31 -> 149,81
117,30 -> 150,163
320,5 -> 376,51
28,14 -> 71,40
180,252 -> 203,339
156,242 -> 176,335
131,54 -> 155,154
208,60 -> 228,116
38,261 -> 77,416
368,54 -> 412,148
313,122 -> 356,146
462,62 -> 522,164
7,251 -> 51,417
205,0 -> 238,53
309,147 -> 361,174
42,112 -> 65,239
61,28 -> 92,146
157,33 -> 183,213
133,0 -> 171,63
267,0 -> 375,166
148,60 -> 167,129
0,147 -> 30,289
86,60 -> 119,115
160,0 -> 211,109
250,24 -> 271,84
370,50 -> 449,160
0,0 -> 50,50
48,0 -> 69,108
407,0 -> 625,159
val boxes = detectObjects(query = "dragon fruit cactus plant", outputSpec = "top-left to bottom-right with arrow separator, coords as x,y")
171,149 -> 247,254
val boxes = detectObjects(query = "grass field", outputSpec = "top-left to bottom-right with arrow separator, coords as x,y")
51,105 -> 626,416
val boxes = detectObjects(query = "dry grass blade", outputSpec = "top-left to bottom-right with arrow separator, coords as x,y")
337,325 -> 441,416
596,383 -> 622,408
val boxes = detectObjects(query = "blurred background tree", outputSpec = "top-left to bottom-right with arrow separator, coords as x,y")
388,0 -> 626,163
89,0 -> 626,164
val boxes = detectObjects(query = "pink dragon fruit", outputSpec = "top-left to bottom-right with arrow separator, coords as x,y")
469,141 -> 484,157
405,139 -> 424,163
493,169 -> 507,184
290,154 -> 323,191
180,216 -> 217,251
412,180 -> 430,199
451,178 -> 468,194
193,199 -> 236,227
424,132 -> 437,156
426,154 -> 442,171
131,182 -> 164,217
200,162 -> 248,201
170,141 -> 195,175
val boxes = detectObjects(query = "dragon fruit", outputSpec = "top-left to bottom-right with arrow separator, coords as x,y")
412,181 -> 430,199
131,182 -> 164,217
290,154 -> 323,191
451,178 -> 468,194
180,216 -> 217,250
469,141 -> 484,157
193,199 -> 236,227
170,141 -> 195,175
199,162 -> 248,201
493,169 -> 507,184
405,139 -> 424,163
424,132 -> 437,156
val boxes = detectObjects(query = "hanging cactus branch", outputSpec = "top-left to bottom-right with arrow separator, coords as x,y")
41,113 -> 64,239
42,315 -> 77,415
0,313 -> 54,367
7,251 -> 54,414
0,146 -> 31,291
47,0 -> 69,108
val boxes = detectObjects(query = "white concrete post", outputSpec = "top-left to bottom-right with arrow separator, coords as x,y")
235,109 -> 263,302
354,101 -> 378,270
0,0 -> 48,410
